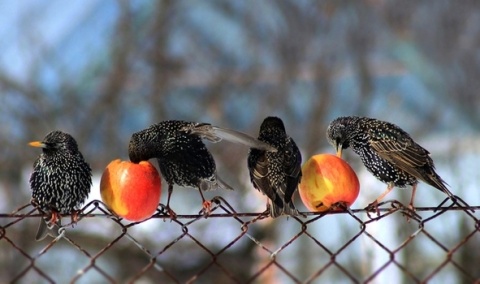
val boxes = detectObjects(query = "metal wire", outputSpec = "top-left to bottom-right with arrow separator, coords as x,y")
1,198 -> 479,283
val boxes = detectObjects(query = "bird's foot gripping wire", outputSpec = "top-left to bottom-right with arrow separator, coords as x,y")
261,206 -> 272,218
166,207 -> 177,220
391,200 -> 422,222
156,203 -> 177,221
70,210 -> 81,228
35,211 -> 63,241
57,209 -> 85,229
365,200 -> 397,219
45,210 -> 60,228
202,200 -> 212,216
31,199 -> 63,228
199,197 -> 223,218
365,200 -> 381,217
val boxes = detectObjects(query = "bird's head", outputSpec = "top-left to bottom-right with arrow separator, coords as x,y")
128,132 -> 144,163
260,116 -> 286,133
326,117 -> 357,158
128,129 -> 159,163
29,131 -> 79,154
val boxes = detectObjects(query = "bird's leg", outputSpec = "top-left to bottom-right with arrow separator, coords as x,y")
165,184 -> 177,219
48,210 -> 60,227
367,184 -> 395,215
408,184 -> 417,211
396,184 -> 419,222
198,189 -> 212,215
263,201 -> 272,217
71,210 -> 81,226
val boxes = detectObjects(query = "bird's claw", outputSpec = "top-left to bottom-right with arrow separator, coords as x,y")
201,200 -> 212,217
365,201 -> 380,216
261,207 -> 271,218
402,203 -> 421,222
69,210 -> 81,227
167,207 -> 177,220
47,211 -> 60,227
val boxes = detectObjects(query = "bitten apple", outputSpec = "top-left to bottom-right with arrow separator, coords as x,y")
299,154 -> 359,212
100,159 -> 161,222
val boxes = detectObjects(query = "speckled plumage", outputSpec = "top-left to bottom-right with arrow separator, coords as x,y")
29,131 -> 92,240
129,120 -> 278,216
248,117 -> 302,218
326,116 -> 453,208
129,120 -> 229,188
129,120 -> 216,189
129,120 -> 233,215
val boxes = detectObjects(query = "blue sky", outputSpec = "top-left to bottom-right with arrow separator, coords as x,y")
0,1 -> 116,81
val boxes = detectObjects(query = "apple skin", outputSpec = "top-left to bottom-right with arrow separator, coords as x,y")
299,154 -> 360,212
100,159 -> 161,222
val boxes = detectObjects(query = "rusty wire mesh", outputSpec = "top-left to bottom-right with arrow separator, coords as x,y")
1,197 -> 479,284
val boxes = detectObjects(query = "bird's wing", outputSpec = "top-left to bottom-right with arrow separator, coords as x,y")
248,151 -> 279,202
368,127 -> 431,177
182,124 -> 277,152
370,130 -> 452,194
284,138 -> 302,203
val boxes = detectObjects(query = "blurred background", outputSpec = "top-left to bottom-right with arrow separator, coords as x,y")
1,0 -> 480,283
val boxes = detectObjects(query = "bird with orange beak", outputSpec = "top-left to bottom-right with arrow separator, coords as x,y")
29,131 -> 92,240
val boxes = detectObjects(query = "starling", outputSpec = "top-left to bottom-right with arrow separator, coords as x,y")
128,120 -> 275,217
248,116 -> 302,218
29,131 -> 92,240
326,116 -> 458,209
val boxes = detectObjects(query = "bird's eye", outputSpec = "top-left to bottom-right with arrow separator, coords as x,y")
44,142 -> 57,148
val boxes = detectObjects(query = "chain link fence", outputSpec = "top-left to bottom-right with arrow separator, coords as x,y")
1,198 -> 479,283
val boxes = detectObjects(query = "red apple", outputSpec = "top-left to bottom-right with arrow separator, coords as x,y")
100,159 -> 161,221
299,154 -> 360,212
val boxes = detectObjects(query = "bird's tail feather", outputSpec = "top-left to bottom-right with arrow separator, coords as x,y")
426,172 -> 473,209
425,172 -> 453,197
269,201 -> 299,218
35,218 -> 61,241
35,219 -> 48,241
211,126 -> 277,151
184,124 -> 277,152
216,176 -> 234,191
199,175 -> 234,191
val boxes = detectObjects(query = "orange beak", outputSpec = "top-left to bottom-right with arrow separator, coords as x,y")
29,141 -> 45,148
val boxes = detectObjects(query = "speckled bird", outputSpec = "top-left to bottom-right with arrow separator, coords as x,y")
29,131 -> 92,240
248,117 -> 302,218
326,116 -> 455,209
128,120 -> 276,217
